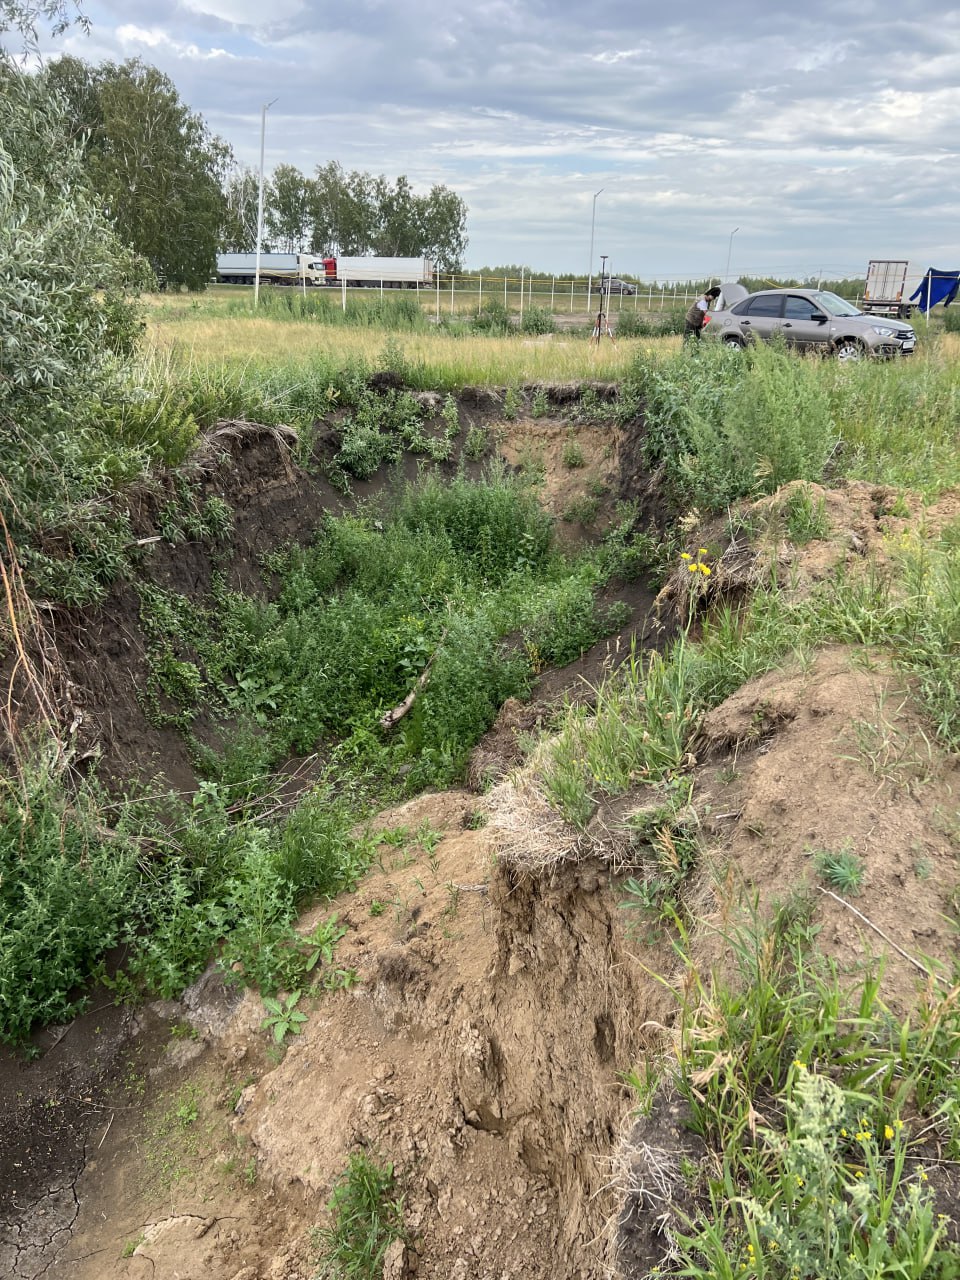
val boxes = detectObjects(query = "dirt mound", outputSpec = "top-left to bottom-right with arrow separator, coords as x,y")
691,646 -> 960,1008
655,479 -> 960,624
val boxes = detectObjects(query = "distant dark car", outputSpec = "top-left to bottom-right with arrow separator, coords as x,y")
605,277 -> 636,295
707,287 -> 915,361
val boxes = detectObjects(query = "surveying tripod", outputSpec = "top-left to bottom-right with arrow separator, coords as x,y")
592,255 -> 616,344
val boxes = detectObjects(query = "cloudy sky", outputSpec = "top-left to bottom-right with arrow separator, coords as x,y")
38,1 -> 960,280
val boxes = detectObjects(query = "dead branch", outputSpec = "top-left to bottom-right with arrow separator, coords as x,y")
379,630 -> 447,731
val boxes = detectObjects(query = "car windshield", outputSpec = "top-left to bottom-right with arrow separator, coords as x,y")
813,290 -> 861,317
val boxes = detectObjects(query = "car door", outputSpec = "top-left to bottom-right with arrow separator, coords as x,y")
781,294 -> 830,350
732,293 -> 784,343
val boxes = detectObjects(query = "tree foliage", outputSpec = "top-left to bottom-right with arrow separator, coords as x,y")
0,0 -> 86,45
219,164 -> 259,252
0,51 -> 150,601
274,161 -> 468,270
46,55 -> 231,289
0,60 -> 145,417
266,162 -> 312,252
315,164 -> 468,270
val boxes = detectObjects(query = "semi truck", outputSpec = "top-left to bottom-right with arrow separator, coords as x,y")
214,253 -> 433,288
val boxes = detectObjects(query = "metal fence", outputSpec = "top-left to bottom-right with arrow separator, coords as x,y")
361,273 -> 700,318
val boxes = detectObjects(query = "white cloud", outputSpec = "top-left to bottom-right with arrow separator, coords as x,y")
116,24 -> 237,59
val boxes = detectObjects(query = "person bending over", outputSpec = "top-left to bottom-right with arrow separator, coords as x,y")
684,285 -> 721,340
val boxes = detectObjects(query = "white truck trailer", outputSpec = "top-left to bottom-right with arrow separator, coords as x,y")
861,260 -> 921,318
332,257 -> 433,288
215,253 -> 327,286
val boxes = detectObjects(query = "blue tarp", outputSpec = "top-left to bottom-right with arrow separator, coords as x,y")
909,269 -> 960,313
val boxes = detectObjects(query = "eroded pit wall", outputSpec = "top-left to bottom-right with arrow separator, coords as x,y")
239,825 -> 677,1280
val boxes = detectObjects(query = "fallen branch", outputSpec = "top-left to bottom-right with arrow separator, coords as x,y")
379,630 -> 447,731
817,887 -> 933,977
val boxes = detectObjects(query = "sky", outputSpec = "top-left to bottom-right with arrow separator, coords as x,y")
34,0 -> 960,280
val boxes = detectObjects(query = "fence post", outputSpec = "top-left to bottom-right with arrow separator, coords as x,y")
504,275 -> 508,307
478,273 -> 483,314
570,279 -> 575,312
519,266 -> 525,322
436,272 -> 440,324
450,273 -> 455,315
551,277 -> 555,310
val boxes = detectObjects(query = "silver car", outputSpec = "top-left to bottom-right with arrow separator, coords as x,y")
707,287 -> 916,361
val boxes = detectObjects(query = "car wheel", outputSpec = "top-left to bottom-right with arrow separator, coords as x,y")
722,334 -> 744,348
834,338 -> 865,363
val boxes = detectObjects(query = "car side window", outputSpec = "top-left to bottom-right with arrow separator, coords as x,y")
738,295 -> 783,318
784,296 -> 821,320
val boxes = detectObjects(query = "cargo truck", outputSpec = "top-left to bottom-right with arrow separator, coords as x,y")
215,253 -> 433,288
215,252 -> 327,286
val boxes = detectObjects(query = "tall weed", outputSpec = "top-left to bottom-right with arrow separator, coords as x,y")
0,757 -> 138,1042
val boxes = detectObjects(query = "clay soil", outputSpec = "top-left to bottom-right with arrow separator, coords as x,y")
2,395 -> 959,1280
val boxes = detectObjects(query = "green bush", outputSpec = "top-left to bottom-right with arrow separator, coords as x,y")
471,300 -> 512,335
0,57 -> 150,603
0,761 -> 138,1043
519,306 -> 556,335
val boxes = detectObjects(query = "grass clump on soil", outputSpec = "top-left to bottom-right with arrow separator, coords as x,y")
629,904 -> 960,1279
312,1152 -> 405,1280
540,514 -> 960,840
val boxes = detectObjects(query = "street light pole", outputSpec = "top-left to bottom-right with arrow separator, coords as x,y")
254,98 -> 278,307
724,226 -> 740,282
587,187 -> 603,314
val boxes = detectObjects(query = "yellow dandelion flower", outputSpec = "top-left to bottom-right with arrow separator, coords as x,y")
884,1125 -> 894,1140
840,1128 -> 847,1138
793,1059 -> 806,1069
681,553 -> 692,561
698,547 -> 707,554
855,1171 -> 864,1179
701,565 -> 712,576
688,563 -> 698,572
